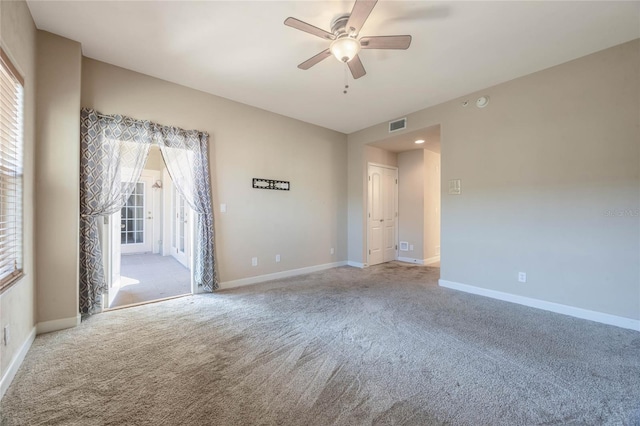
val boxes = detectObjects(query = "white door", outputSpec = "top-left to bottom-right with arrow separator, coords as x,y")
171,186 -> 191,268
120,178 -> 154,254
368,164 -> 398,266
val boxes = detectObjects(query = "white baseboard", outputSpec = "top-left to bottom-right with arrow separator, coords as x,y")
347,261 -> 366,268
36,314 -> 81,335
397,256 -> 440,266
439,279 -> 640,332
219,261 -> 347,290
0,327 -> 35,400
397,257 -> 424,265
424,256 -> 440,266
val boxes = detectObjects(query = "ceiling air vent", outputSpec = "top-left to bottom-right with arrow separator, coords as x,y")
389,117 -> 407,133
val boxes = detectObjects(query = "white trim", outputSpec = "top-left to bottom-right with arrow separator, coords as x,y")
424,255 -> 440,265
347,261 -> 366,268
36,314 -> 81,335
0,327 -> 35,400
439,279 -> 640,332
397,257 -> 424,265
219,261 -> 347,290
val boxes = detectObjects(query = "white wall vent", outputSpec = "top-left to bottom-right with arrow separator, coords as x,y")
388,117 -> 407,133
399,241 -> 409,251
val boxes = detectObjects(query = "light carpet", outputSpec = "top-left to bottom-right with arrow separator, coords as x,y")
1,262 -> 639,425
111,253 -> 191,309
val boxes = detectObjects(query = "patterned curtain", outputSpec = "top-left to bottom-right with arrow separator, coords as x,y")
155,127 -> 218,291
79,108 -> 218,315
79,109 -> 152,315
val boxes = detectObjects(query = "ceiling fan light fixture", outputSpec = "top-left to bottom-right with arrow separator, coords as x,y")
330,36 -> 360,62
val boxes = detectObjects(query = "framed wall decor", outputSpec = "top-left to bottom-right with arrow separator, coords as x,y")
252,178 -> 290,191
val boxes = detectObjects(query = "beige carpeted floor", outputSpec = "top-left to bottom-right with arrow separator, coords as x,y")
1,262 -> 639,425
110,253 -> 191,308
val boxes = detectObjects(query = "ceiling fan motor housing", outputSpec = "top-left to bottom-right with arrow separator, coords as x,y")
331,14 -> 351,36
329,14 -> 361,63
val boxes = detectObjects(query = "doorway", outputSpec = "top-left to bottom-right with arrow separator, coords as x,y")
105,146 -> 193,309
367,163 -> 398,266
365,124 -> 441,271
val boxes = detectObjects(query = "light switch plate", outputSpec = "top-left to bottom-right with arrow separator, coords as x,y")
448,179 -> 461,195
220,204 -> 227,213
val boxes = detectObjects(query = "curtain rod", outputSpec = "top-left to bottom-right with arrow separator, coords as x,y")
94,111 -> 208,136
96,112 -> 148,125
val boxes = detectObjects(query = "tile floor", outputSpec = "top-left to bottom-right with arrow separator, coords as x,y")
109,253 -> 191,309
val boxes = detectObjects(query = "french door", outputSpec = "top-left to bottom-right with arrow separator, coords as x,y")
120,177 -> 154,254
171,186 -> 191,268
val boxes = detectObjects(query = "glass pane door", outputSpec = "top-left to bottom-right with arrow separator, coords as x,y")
120,180 -> 153,254
171,186 -> 190,268
121,182 -> 145,245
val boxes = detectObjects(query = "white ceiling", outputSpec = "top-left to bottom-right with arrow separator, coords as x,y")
27,1 -> 640,134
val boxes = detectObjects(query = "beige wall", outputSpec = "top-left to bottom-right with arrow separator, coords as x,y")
0,0 -> 37,381
423,150 -> 441,260
396,149 -> 441,262
349,39 -> 640,320
143,146 -> 164,172
397,150 -> 425,259
365,146 -> 397,168
81,58 -> 348,283
35,32 -> 82,325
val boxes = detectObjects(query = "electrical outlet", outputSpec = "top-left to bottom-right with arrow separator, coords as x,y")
251,257 -> 258,267
3,325 -> 9,346
518,272 -> 527,283
409,244 -> 414,251
330,248 -> 334,255
275,254 -> 281,263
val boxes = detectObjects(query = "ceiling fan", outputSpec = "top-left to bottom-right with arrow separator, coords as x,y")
284,0 -> 412,80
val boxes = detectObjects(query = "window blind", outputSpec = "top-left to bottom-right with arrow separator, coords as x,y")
0,48 -> 24,291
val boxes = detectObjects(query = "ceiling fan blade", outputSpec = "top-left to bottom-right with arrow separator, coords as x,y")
284,17 -> 335,41
298,49 -> 332,70
348,55 -> 366,79
346,0 -> 378,35
360,35 -> 412,50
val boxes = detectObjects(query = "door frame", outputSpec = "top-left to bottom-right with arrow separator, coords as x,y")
366,162 -> 399,267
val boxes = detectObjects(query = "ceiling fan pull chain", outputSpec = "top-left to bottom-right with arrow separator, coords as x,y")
343,61 -> 350,94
